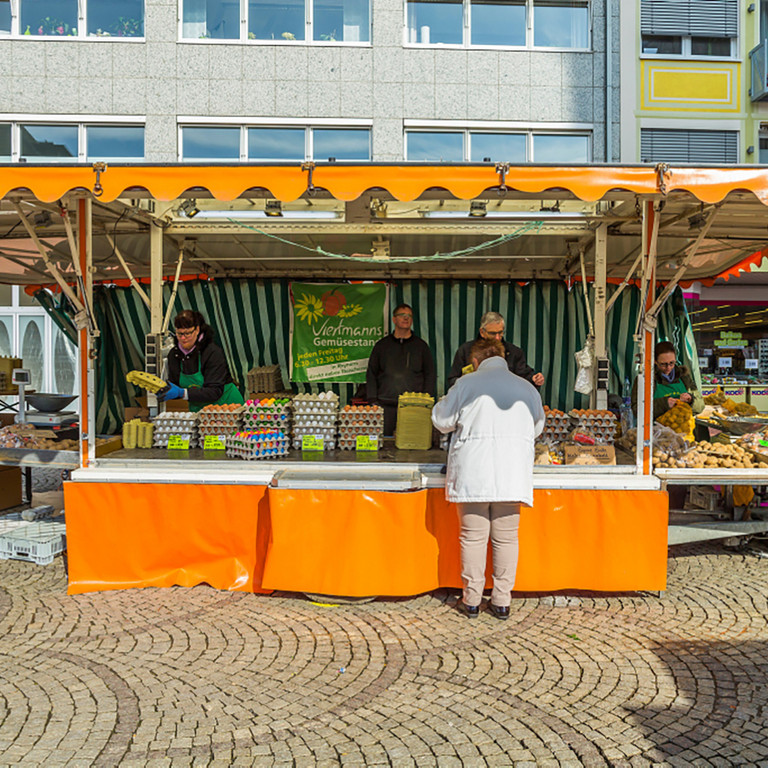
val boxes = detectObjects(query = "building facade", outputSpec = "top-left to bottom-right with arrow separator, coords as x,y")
1,0 -> 620,165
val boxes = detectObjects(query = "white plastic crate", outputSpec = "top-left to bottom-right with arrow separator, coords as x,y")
0,512 -> 32,536
0,519 -> 66,566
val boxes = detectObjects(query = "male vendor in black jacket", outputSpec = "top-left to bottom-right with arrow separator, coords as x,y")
366,303 -> 436,436
447,311 -> 544,390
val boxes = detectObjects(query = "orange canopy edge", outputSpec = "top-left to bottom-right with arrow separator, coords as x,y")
4,163 -> 768,205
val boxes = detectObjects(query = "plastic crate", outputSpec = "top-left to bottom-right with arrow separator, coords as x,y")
0,512 -> 33,536
0,520 -> 66,566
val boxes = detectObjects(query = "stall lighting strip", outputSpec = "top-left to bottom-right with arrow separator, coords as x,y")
226,219 -> 544,263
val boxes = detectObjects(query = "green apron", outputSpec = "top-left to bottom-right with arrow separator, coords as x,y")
655,376 -> 687,401
179,358 -> 244,413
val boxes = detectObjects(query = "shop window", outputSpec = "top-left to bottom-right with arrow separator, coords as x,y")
313,128 -> 370,160
15,0 -> 144,37
54,328 -> 77,396
640,0 -> 737,58
0,123 -> 10,160
532,133 -> 590,163
20,124 -> 78,161
407,0 -> 587,49
184,0 -> 371,42
759,126 -> 768,164
86,125 -> 145,161
19,317 -> 44,392
1,0 -> 11,34
0,318 -> 11,357
181,127 -> 240,160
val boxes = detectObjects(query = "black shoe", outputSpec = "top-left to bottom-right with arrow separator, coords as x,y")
489,604 -> 510,621
457,600 -> 480,618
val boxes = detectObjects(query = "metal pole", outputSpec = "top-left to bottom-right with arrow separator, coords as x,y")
77,198 -> 94,469
594,223 -> 608,409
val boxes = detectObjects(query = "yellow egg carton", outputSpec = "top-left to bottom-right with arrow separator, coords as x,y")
126,370 -> 168,394
397,391 -> 435,407
122,418 -> 154,450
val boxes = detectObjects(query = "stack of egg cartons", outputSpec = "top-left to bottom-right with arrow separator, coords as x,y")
246,364 -> 284,395
541,406 -> 570,445
242,397 -> 292,432
197,403 -> 243,439
152,411 -> 199,448
225,428 -> 290,460
395,392 -> 435,450
337,404 -> 384,450
569,409 -> 618,445
291,392 -> 339,450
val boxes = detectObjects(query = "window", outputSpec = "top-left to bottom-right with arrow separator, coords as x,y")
406,0 -> 588,49
181,0 -> 371,42
405,128 -> 590,162
180,124 -> 372,161
10,0 -> 144,37
3,121 -> 145,163
640,128 -> 738,164
759,125 -> 768,164
641,0 -> 737,58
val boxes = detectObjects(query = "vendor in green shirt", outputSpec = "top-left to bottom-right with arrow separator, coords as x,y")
631,340 -> 704,421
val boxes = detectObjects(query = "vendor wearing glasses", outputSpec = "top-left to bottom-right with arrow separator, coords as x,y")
447,311 -> 544,390
161,309 -> 244,411
631,340 -> 704,420
366,303 -> 436,436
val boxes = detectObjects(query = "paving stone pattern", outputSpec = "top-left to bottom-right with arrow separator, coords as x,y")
1,542 -> 768,766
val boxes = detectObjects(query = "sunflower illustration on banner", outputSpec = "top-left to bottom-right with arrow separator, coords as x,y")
290,283 -> 388,383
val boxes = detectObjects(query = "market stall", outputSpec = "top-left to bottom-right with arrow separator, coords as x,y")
3,163 -> 768,595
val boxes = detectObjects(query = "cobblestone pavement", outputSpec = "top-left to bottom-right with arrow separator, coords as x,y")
1,542 -> 768,767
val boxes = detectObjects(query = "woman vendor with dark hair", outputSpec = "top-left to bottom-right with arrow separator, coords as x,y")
160,309 -> 244,411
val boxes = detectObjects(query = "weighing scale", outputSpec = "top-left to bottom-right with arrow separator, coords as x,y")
12,369 -> 78,428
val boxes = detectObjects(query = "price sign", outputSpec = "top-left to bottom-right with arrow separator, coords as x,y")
355,434 -> 379,451
718,357 -> 732,369
745,359 -> 759,370
698,357 -> 710,369
167,435 -> 190,450
302,435 -> 324,451
203,435 -> 226,450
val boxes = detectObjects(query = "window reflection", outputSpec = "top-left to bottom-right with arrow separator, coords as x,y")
533,133 -> 589,163
470,132 -> 526,162
406,0 -> 463,44
182,0 -> 240,39
691,37 -> 731,57
407,132 -> 464,161
87,0 -> 144,37
87,125 -> 145,160
533,0 -> 588,48
314,0 -> 369,42
20,124 -> 78,161
471,0 -> 525,46
20,317 -> 44,392
182,127 -> 240,159
0,124 -> 10,160
313,129 -> 371,160
641,35 -> 682,55
54,328 -> 77,396
0,318 -> 11,358
0,0 -> 10,34
248,127 -> 305,159
248,0 -> 305,41
21,0 -> 77,35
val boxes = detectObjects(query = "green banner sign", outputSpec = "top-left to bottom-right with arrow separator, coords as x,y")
290,283 -> 387,383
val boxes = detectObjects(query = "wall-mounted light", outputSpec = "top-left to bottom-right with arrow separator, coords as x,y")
748,3 -> 755,12
747,145 -> 755,154
469,200 -> 487,217
179,199 -> 200,218
264,200 -> 283,217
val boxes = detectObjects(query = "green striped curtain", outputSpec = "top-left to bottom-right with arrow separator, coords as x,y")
53,279 -> 692,434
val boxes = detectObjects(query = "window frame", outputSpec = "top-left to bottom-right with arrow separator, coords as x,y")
403,124 -> 592,163
1,116 -> 146,163
640,34 -> 736,60
177,119 -> 373,162
178,0 -> 373,46
4,0 -> 146,40
403,0 -> 591,51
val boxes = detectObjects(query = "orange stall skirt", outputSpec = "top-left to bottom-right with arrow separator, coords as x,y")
64,483 -> 668,596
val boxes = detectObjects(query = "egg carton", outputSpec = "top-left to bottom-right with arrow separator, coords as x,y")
292,405 -> 339,417
339,414 -> 384,425
154,412 -> 198,422
225,431 -> 290,460
292,418 -> 337,430
292,425 -> 336,437
198,411 -> 243,426
338,436 -> 383,451
198,424 -> 240,437
243,411 -> 292,425
338,426 -> 384,438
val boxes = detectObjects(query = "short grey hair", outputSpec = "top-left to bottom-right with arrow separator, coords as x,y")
479,311 -> 505,330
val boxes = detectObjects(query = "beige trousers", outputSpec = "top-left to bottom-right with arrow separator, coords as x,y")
457,501 -> 521,608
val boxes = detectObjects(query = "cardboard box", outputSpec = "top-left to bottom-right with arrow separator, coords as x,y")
124,406 -> 150,423
0,413 -> 15,428
95,436 -> 123,458
0,466 -> 22,511
564,445 -> 617,465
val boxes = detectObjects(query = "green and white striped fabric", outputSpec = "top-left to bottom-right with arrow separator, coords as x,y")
55,279 -> 692,434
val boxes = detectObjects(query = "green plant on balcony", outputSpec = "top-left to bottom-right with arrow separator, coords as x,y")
34,17 -> 77,35
111,16 -> 143,37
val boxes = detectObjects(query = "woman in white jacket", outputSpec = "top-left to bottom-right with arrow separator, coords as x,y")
432,339 -> 545,620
